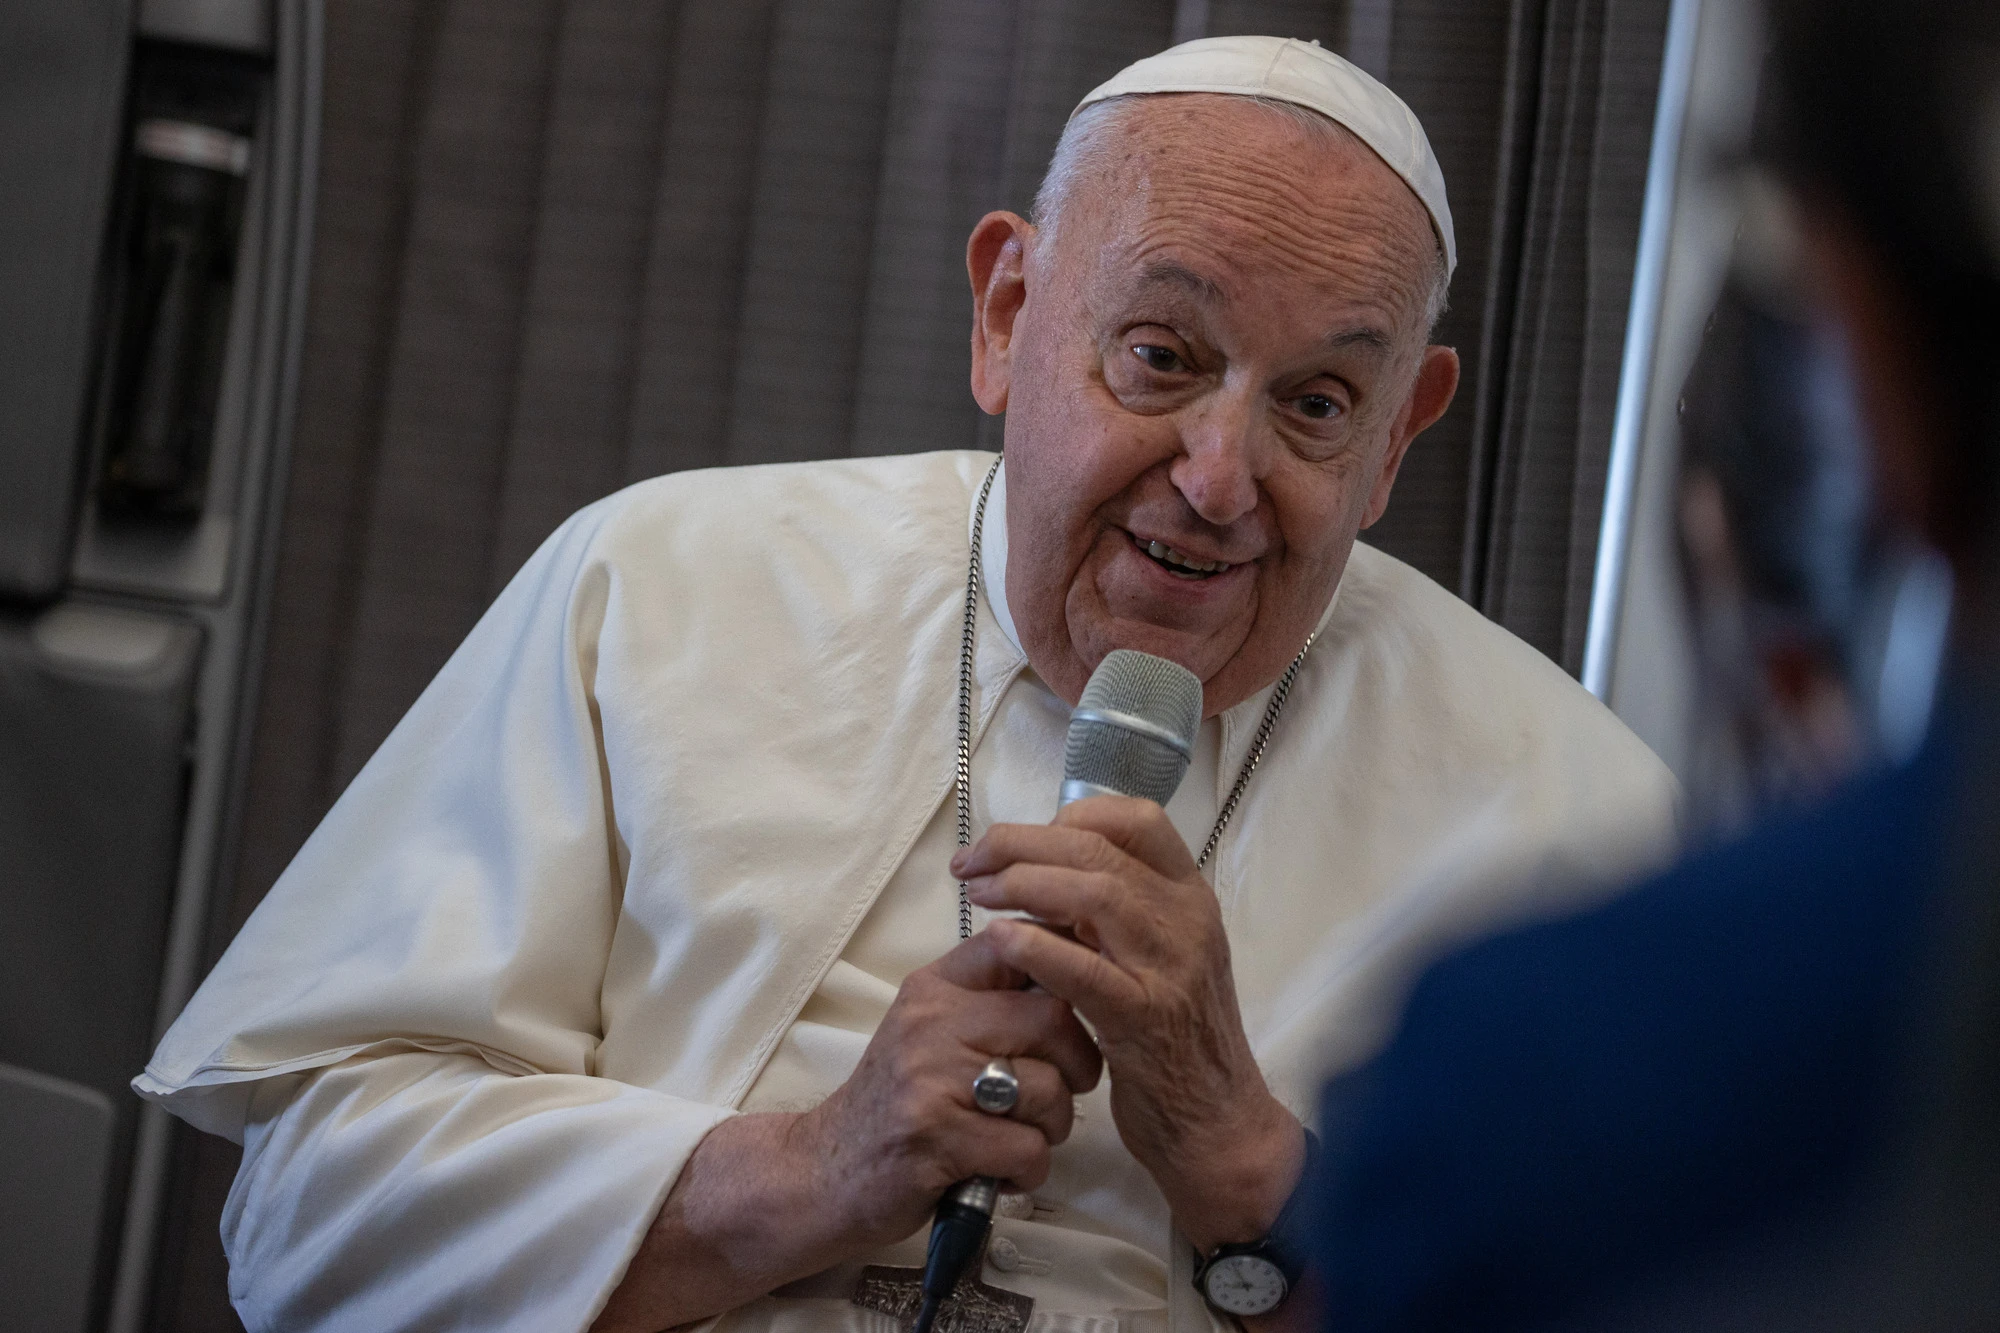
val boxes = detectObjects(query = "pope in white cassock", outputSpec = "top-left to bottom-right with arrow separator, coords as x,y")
140,36 -> 1677,1333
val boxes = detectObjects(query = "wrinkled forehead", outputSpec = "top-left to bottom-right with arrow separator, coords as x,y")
1064,99 -> 1439,333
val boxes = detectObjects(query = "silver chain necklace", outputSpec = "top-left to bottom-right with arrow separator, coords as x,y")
954,455 -> 1316,939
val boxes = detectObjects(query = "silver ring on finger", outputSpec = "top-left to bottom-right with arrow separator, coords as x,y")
972,1058 -> 1020,1115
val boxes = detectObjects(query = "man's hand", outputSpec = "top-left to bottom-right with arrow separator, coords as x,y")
951,796 -> 1306,1253
797,930 -> 1104,1244
594,933 -> 1101,1332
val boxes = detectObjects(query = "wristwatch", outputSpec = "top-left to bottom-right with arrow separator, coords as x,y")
1191,1127 -> 1319,1319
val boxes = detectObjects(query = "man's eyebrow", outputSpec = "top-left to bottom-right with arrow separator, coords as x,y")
1136,259 -> 1226,302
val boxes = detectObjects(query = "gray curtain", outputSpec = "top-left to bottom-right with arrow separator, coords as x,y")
151,1 -> 1670,1327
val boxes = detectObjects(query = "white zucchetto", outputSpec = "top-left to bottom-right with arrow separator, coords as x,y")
1075,35 -> 1457,276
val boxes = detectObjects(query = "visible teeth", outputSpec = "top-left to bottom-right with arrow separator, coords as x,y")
1143,539 -> 1226,574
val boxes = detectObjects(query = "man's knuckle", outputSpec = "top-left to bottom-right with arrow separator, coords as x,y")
1081,834 -> 1122,874
1080,950 -> 1130,1012
1086,871 -> 1126,914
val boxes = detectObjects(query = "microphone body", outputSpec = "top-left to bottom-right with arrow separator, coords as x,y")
913,651 -> 1203,1332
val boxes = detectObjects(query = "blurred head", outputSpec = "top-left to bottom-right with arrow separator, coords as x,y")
1675,0 -> 2000,817
1759,0 -> 2000,606
1676,268 -> 1883,814
965,93 -> 1459,715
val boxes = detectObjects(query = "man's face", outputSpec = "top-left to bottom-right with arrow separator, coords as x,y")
969,95 -> 1458,715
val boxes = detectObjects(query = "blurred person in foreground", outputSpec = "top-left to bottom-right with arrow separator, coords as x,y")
1674,214 -> 1954,828
132,37 -> 1676,1333
1307,0 -> 2000,1328
1677,270 -> 1923,823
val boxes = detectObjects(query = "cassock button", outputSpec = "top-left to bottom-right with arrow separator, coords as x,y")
988,1236 -> 1023,1272
995,1193 -> 1037,1220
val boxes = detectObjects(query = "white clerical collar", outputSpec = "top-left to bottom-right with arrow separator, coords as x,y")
973,457 -> 1024,655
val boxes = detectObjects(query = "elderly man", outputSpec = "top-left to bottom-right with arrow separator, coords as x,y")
139,37 -> 1673,1333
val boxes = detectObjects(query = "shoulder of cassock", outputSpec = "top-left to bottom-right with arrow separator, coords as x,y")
136,449 -> 1677,1140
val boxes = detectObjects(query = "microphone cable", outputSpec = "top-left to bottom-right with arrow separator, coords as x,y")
911,1178 -> 998,1333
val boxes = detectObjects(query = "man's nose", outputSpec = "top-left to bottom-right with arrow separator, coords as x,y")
1168,388 -> 1264,527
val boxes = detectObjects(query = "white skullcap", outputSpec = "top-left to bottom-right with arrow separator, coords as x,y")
1074,35 -> 1456,277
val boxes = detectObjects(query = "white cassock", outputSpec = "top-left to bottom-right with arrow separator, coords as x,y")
138,451 -> 1677,1333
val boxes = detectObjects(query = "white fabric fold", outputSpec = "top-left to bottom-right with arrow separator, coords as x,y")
226,1053 -> 730,1333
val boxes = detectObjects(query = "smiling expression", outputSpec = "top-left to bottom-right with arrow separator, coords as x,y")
968,95 -> 1459,716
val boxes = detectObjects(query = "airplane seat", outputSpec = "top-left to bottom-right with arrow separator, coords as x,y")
0,2 -> 316,1329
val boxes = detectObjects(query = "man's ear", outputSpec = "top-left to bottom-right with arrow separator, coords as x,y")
1362,344 -> 1460,530
968,210 -> 1032,415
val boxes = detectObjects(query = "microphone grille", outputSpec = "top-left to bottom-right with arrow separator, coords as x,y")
1063,650 -> 1204,806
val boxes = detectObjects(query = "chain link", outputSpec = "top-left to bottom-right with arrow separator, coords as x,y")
956,456 -> 1004,940
955,454 -> 1314,934
1196,631 -> 1315,870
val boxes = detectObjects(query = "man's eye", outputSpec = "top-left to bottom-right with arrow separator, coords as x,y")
1296,394 -> 1342,421
1133,344 -> 1183,373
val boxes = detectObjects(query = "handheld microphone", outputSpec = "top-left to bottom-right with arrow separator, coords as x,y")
911,650 -> 1203,1333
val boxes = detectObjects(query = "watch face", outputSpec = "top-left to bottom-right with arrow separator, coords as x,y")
1202,1252 -> 1289,1316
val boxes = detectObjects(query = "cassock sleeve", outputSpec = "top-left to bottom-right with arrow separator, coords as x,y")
224,1052 -> 728,1331
135,499 -> 734,1331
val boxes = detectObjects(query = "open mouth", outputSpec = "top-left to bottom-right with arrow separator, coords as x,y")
1134,534 -> 1231,580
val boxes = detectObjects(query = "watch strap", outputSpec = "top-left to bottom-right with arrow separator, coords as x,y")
1265,1123 -> 1320,1279
1191,1125 -> 1321,1302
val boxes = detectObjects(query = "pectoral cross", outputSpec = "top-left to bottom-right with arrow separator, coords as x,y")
851,1262 -> 1035,1333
